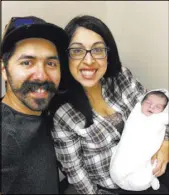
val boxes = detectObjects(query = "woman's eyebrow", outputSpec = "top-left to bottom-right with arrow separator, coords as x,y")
92,41 -> 106,47
69,41 -> 106,48
69,42 -> 84,47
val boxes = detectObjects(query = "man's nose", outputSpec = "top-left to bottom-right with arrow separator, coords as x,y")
32,65 -> 48,81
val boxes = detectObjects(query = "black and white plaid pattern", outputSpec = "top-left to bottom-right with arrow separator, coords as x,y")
52,66 -> 169,194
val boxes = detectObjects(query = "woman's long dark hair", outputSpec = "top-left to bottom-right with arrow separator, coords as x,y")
51,15 -> 122,127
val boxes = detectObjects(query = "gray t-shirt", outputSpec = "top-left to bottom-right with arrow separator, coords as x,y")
1,102 -> 59,194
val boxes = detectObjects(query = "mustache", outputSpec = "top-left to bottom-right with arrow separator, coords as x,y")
15,81 -> 57,95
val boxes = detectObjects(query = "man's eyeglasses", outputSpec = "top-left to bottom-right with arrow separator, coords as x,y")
68,47 -> 109,60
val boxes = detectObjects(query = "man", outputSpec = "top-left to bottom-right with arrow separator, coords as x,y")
0,16 -> 68,194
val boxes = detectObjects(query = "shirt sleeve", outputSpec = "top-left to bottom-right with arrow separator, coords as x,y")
120,66 -> 147,111
52,110 -> 101,194
164,125 -> 169,140
1,132 -> 22,194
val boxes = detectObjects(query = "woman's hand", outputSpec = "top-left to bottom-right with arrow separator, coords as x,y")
151,140 -> 169,177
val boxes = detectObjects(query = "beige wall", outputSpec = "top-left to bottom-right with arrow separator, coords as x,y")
105,1 -> 168,90
1,1 -> 168,96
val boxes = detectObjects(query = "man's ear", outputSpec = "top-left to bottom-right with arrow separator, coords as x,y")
1,61 -> 8,81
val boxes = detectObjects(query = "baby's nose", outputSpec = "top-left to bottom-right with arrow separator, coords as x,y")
150,104 -> 155,111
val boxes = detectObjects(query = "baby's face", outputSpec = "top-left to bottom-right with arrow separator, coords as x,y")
141,94 -> 166,116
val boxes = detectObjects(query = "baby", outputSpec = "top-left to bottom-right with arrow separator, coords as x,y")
110,89 -> 169,191
141,91 -> 168,116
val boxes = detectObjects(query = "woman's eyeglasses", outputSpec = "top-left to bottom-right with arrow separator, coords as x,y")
67,47 -> 109,60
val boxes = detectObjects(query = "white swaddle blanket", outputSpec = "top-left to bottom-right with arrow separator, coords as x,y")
110,89 -> 169,191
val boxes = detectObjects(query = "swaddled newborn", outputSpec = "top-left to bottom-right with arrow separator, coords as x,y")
110,89 -> 169,191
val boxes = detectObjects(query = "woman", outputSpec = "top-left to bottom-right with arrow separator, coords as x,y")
51,15 -> 169,194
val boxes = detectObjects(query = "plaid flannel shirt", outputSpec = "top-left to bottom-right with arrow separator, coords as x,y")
52,67 -> 169,194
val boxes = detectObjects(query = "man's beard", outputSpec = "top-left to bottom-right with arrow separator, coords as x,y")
8,77 -> 58,111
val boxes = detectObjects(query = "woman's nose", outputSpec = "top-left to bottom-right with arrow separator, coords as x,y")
83,52 -> 95,65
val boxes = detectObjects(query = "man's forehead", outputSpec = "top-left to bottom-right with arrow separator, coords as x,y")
10,39 -> 58,60
17,54 -> 59,60
16,37 -> 57,47
13,38 -> 58,55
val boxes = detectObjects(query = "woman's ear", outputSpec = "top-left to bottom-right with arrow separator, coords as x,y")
1,60 -> 8,81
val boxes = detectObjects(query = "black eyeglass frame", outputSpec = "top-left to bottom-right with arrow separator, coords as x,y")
67,47 -> 110,59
